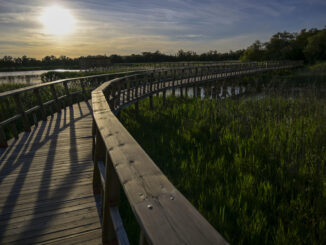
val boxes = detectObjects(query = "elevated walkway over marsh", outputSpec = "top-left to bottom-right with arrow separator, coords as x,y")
0,61 -> 302,244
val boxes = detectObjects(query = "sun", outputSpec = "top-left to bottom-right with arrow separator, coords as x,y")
40,5 -> 75,35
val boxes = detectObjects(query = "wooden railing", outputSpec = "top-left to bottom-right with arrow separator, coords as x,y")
91,60 -> 302,244
0,70 -> 149,147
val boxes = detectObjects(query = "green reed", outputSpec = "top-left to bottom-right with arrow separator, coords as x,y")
119,95 -> 326,245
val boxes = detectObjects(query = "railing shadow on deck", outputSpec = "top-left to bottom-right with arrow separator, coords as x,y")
0,102 -> 101,244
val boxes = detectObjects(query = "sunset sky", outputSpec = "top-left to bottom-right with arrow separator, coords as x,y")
0,0 -> 325,58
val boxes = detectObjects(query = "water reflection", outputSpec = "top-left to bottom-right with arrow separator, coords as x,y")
0,69 -> 81,84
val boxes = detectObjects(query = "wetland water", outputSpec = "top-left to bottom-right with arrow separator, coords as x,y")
0,69 -> 81,84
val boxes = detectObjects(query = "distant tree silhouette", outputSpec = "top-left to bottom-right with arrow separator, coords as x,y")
240,41 -> 266,61
304,28 -> 326,63
241,27 -> 326,63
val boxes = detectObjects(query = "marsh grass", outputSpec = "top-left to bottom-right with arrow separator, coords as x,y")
120,95 -> 326,244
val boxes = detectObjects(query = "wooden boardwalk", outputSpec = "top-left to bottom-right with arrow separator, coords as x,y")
0,101 -> 102,244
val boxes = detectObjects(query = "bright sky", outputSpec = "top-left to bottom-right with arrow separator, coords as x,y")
0,0 -> 325,58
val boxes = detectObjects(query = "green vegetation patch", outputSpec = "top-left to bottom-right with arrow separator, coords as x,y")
120,96 -> 326,245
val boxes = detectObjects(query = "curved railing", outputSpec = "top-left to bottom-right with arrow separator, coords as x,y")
0,70 -> 149,147
91,60 -> 302,244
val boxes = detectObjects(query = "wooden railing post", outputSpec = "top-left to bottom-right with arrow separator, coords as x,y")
14,94 -> 30,132
102,151 -> 121,244
179,69 -> 184,97
93,126 -> 105,194
80,79 -> 88,102
149,73 -> 154,110
156,72 -> 161,96
11,123 -> 18,139
50,84 -> 61,113
33,88 -> 47,121
194,67 -> 198,82
135,78 -> 139,112
172,70 -> 176,96
63,81 -> 73,106
127,78 -> 131,102
113,86 -> 120,111
116,84 -> 121,108
143,75 -> 147,95
187,68 -> 191,83
0,126 -> 7,147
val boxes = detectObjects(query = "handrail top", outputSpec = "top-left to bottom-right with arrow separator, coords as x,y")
0,70 -> 147,99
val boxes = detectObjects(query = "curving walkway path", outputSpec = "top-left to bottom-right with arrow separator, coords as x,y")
0,101 -> 102,244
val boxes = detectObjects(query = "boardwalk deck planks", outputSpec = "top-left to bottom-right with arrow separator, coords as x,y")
0,102 -> 102,245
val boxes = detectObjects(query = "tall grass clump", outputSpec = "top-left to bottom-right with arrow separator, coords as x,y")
119,95 -> 326,245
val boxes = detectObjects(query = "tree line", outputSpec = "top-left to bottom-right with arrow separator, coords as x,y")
0,26 -> 325,70
241,26 -> 326,63
0,50 -> 244,70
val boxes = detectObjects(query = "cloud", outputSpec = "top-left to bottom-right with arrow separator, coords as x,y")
0,0 -> 325,57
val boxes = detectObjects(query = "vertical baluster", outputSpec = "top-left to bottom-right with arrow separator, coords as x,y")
172,70 -> 176,96
125,78 -> 129,102
194,67 -> 198,83
49,104 -> 53,115
117,84 -> 121,107
93,126 -> 104,194
14,94 -> 30,132
0,125 -> 7,147
11,123 -> 18,139
149,73 -> 154,110
132,77 -> 136,100
135,78 -> 139,99
50,84 -> 61,113
32,113 -> 38,126
122,83 -> 126,104
112,87 -> 117,111
80,79 -> 88,102
102,151 -> 120,244
33,88 -> 47,121
63,81 -> 72,106
156,72 -> 161,96
135,78 -> 139,112
164,70 -> 168,88
143,75 -> 147,95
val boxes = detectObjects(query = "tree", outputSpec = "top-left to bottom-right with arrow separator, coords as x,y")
265,32 -> 297,60
240,41 -> 265,61
304,28 -> 326,63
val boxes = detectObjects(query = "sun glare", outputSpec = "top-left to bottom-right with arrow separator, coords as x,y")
40,5 -> 75,35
